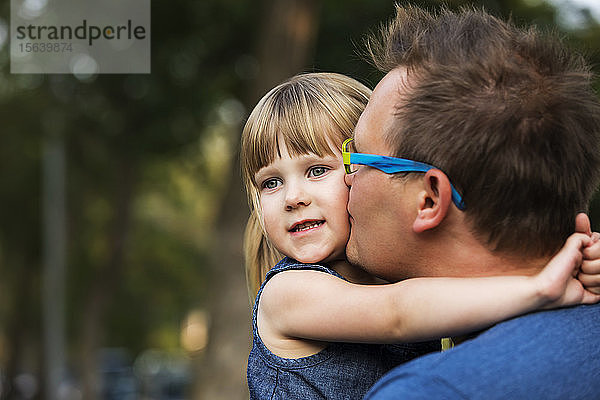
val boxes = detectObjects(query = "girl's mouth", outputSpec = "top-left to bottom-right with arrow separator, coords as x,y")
290,220 -> 324,232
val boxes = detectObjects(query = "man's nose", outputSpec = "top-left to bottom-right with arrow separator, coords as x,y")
344,173 -> 354,187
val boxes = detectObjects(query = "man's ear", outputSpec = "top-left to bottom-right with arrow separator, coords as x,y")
412,169 -> 453,233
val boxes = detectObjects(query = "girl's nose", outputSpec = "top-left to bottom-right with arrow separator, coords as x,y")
285,184 -> 311,210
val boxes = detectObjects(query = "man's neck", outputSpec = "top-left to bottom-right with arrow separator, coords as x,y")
330,259 -> 387,285
412,221 -> 551,279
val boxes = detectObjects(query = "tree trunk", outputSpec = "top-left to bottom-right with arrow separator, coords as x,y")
41,133 -> 67,400
252,0 -> 320,101
79,159 -> 135,400
2,254 -> 38,400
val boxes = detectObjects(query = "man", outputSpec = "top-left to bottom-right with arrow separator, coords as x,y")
344,6 -> 600,399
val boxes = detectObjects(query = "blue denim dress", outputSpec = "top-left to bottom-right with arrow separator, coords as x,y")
247,257 -> 439,400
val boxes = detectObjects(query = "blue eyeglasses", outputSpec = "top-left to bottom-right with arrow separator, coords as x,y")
342,138 -> 466,210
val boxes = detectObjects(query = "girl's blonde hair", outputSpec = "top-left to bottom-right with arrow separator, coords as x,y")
240,72 -> 371,300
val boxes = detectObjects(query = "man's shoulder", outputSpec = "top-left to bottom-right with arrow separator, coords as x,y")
365,304 -> 600,400
482,301 -> 600,340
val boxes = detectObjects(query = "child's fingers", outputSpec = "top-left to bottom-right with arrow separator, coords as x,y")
577,272 -> 600,293
583,240 -> 600,259
575,213 -> 592,235
581,259 -> 600,275
564,232 -> 591,249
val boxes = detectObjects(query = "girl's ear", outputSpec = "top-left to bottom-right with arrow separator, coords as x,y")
412,169 -> 452,233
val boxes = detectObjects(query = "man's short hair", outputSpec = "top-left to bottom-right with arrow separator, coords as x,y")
368,5 -> 600,257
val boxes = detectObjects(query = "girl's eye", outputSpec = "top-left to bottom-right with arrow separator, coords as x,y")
308,166 -> 329,178
262,178 -> 282,190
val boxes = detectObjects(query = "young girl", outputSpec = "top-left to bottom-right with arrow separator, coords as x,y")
241,73 -> 600,399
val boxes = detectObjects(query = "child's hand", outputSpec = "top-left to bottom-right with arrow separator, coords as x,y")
573,212 -> 600,295
579,233 -> 600,295
535,232 -> 600,308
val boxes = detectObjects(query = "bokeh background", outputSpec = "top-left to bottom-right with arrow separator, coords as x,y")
1,0 -> 600,399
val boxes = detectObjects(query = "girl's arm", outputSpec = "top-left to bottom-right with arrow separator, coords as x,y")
259,232 -> 600,344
